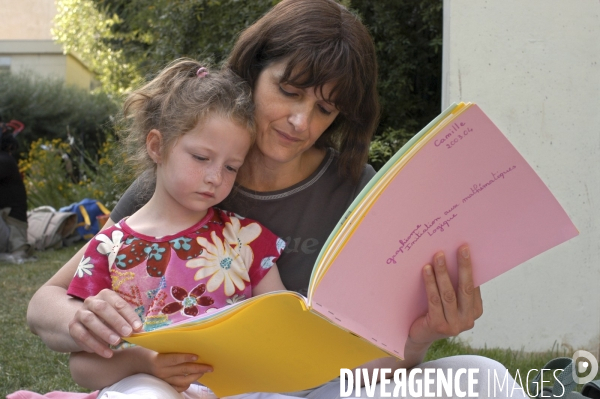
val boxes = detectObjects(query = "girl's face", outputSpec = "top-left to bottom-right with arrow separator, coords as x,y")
154,115 -> 251,215
252,60 -> 340,165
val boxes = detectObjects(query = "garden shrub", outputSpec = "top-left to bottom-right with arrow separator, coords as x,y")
0,71 -> 119,160
19,136 -> 133,210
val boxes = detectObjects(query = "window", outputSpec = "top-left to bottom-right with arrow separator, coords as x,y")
0,57 -> 10,73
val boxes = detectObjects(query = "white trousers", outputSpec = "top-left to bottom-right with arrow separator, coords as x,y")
99,355 -> 529,399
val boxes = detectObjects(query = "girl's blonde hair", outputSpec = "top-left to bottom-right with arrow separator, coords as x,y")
120,58 -> 254,183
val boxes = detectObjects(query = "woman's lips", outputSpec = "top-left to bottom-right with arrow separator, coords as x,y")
276,129 -> 301,142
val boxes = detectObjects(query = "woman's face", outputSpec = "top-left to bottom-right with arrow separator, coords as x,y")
252,60 -> 340,165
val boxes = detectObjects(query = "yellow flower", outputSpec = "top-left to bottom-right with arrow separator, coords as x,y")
186,232 -> 251,296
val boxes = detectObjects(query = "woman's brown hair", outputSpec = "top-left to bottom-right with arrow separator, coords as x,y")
227,0 -> 379,182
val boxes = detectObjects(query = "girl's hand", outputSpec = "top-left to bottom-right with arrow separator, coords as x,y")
408,244 -> 483,346
68,288 -> 143,358
143,352 -> 213,393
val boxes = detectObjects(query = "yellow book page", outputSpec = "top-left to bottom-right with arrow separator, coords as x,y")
126,292 -> 386,397
309,103 -> 472,294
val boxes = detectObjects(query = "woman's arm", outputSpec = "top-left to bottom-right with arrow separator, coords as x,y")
70,346 -> 212,393
27,218 -> 143,357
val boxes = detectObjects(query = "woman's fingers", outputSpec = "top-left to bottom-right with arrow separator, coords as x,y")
422,254 -> 458,337
456,245 -> 476,328
422,264 -> 445,333
69,289 -> 142,358
432,253 -> 460,331
418,246 -> 481,341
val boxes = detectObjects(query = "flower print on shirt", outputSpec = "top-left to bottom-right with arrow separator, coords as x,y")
276,238 -> 286,254
223,218 -> 261,263
95,229 -> 124,268
187,231 -> 250,296
162,283 -> 214,317
226,294 -> 246,305
75,256 -> 94,278
260,256 -> 276,270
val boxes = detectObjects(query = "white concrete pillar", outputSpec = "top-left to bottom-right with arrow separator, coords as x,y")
443,0 -> 600,355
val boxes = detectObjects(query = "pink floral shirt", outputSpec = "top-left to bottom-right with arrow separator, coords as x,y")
67,208 -> 285,331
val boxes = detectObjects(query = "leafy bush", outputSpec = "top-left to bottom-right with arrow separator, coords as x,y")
0,71 -> 119,160
368,127 -> 416,171
19,137 -> 133,210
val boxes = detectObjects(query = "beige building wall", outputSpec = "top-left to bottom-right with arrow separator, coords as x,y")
0,0 -> 57,40
0,0 -> 95,90
443,0 -> 600,355
66,54 -> 94,89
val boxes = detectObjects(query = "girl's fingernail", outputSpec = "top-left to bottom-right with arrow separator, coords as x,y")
461,246 -> 470,258
109,334 -> 120,344
424,265 -> 432,275
133,321 -> 142,330
121,326 -> 132,336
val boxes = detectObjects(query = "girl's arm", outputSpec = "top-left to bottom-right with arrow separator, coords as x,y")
27,218 -> 143,357
252,264 -> 286,296
70,346 -> 212,393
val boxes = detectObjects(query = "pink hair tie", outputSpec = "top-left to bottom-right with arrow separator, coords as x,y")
196,67 -> 209,78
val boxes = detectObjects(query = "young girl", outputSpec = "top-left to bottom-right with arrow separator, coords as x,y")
66,59 -> 286,397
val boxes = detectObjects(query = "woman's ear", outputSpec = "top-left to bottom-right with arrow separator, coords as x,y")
147,129 -> 163,164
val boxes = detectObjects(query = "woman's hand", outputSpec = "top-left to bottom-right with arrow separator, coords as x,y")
361,244 -> 483,374
69,288 -> 143,358
408,244 -> 483,347
142,352 -> 213,393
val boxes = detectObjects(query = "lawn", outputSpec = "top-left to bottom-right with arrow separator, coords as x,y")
0,244 -> 577,397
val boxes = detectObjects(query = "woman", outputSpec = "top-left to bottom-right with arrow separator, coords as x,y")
27,0 -> 524,397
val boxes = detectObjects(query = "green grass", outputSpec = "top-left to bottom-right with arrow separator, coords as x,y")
0,244 -> 88,397
0,245 -> 589,397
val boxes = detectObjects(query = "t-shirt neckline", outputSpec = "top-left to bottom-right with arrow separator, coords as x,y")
118,207 -> 215,242
233,148 -> 335,201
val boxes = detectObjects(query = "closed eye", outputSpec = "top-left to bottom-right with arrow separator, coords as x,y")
318,104 -> 333,116
279,85 -> 297,97
193,154 -> 208,161
225,165 -> 238,173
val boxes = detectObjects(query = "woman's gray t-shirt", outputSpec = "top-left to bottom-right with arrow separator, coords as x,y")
111,148 -> 376,296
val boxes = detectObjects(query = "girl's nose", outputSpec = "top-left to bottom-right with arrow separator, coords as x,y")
204,166 -> 222,185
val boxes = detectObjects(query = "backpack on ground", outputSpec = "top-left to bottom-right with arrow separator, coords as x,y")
26,206 -> 77,251
59,198 -> 111,241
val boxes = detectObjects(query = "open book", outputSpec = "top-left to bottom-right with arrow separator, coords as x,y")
125,102 -> 578,396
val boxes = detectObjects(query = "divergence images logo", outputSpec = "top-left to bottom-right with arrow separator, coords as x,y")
573,350 -> 599,385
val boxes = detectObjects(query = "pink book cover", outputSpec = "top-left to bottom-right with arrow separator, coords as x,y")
311,104 -> 578,358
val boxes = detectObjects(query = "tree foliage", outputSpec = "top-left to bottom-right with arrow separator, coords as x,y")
352,0 -> 443,169
52,0 -> 442,169
53,0 -> 142,95
54,0 -> 278,94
